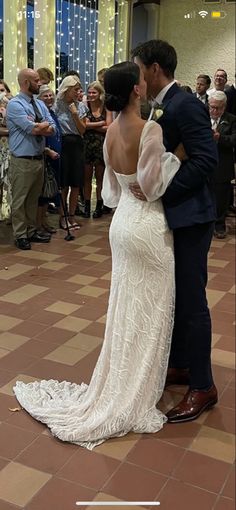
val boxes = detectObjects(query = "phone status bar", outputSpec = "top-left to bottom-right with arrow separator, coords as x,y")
184,10 -> 227,19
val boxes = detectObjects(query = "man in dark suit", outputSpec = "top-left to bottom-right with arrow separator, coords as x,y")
131,40 -> 218,423
193,74 -> 211,106
209,91 -> 236,238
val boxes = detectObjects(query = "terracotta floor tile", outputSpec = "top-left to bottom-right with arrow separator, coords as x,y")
0,314 -> 22,331
0,393 -> 17,420
190,425 -> 235,463
27,310 -> 64,326
88,492 -> 146,510
0,461 -> 51,507
14,338 -> 59,359
16,435 -> 78,474
25,477 -> 96,510
0,347 -> 9,359
52,316 -> 91,332
214,497 -> 235,510
35,326 -> 76,344
222,464 -> 235,499
0,457 -> 8,471
219,387 -> 235,409
67,274 -> 98,285
0,499 -> 25,509
207,289 -> 225,308
215,335 -> 235,353
6,407 -> 46,434
23,359 -> 84,383
0,263 -> 34,281
0,332 -> 30,351
127,437 -> 185,476
45,345 -> 88,365
0,284 -> 48,305
45,301 -> 81,315
103,463 -> 167,501
72,305 -> 108,321
204,406 -> 235,434
173,450 -> 231,493
9,321 -> 48,338
0,374 -> 41,397
157,479 -> 217,510
212,349 -> 235,370
58,449 -> 119,490
82,321 -> 106,338
0,423 -> 37,460
65,332 -> 102,352
0,351 -> 36,372
95,433 -> 141,461
152,421 -> 201,448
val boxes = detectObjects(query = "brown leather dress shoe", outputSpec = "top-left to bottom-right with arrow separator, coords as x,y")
166,385 -> 218,423
165,368 -> 190,387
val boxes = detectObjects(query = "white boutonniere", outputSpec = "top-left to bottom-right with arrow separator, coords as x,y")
148,102 -> 164,122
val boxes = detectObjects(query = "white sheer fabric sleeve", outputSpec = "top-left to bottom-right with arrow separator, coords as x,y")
101,140 -> 121,208
137,121 -> 181,202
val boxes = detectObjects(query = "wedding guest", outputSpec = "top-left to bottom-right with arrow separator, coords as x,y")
82,81 -> 109,218
6,69 -> 56,250
55,75 -> 87,230
37,85 -> 62,234
209,91 -> 236,238
193,74 -> 211,105
37,67 -> 54,86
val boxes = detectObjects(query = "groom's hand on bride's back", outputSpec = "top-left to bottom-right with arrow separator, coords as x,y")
129,182 -> 147,201
174,143 -> 188,162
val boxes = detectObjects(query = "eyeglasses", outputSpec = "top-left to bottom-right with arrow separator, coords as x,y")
209,105 -> 223,111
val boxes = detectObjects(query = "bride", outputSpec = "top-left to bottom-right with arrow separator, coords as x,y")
14,62 -> 183,450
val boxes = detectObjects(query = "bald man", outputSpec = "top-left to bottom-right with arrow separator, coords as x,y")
6,69 -> 56,250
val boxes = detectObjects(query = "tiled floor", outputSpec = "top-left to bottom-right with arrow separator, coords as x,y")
0,214 -> 235,510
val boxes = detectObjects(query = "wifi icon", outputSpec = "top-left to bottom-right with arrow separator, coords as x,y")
198,10 -> 208,18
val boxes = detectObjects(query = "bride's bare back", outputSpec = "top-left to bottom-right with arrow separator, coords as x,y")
105,114 -> 146,175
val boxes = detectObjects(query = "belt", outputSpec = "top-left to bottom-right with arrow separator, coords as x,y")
14,155 -> 43,160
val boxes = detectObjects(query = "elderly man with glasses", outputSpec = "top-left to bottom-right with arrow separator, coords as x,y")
209,90 -> 236,238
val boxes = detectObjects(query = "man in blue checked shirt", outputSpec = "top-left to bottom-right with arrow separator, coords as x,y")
6,68 -> 56,250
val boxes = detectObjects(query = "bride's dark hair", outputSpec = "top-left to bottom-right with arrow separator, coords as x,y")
104,61 -> 140,112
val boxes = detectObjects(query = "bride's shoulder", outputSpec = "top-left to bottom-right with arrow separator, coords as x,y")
142,120 -> 162,139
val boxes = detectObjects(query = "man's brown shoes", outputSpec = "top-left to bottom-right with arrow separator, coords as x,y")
166,385 -> 218,423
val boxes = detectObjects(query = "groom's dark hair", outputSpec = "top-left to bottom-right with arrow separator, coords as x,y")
131,40 -> 177,79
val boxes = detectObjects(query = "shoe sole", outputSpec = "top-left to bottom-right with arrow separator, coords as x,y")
167,398 -> 218,423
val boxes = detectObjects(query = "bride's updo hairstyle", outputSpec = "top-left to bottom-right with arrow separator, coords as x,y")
104,61 -> 140,112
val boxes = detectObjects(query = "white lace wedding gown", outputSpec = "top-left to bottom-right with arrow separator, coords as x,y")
14,121 -> 180,450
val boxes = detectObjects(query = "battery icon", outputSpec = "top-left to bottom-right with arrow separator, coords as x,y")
211,11 -> 227,18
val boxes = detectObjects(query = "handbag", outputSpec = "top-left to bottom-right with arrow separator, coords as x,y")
42,159 -> 58,199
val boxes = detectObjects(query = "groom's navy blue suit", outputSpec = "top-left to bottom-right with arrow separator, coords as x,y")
159,83 -> 218,389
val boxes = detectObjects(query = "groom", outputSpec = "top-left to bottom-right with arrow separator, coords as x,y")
131,40 -> 218,422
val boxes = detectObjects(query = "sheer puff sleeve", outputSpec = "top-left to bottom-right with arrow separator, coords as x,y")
137,121 -> 181,202
101,139 -> 121,208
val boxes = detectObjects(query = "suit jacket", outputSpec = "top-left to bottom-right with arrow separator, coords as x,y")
193,92 -> 209,106
214,111 -> 236,183
225,86 -> 236,116
157,83 -> 218,229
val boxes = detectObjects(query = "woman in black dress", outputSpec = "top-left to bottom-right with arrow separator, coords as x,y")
82,81 -> 112,218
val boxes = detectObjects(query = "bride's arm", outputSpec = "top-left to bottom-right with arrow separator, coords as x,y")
135,122 -> 181,202
101,140 -> 121,208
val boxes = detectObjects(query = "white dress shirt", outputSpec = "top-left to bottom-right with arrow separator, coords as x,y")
148,80 -> 175,120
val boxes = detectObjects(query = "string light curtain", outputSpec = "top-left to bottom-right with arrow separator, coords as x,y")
115,0 -> 130,63
96,0 -> 115,73
34,0 -> 56,89
56,1 -> 98,91
3,0 -> 27,95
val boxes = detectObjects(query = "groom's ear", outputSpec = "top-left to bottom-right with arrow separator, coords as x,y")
152,63 -> 160,75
